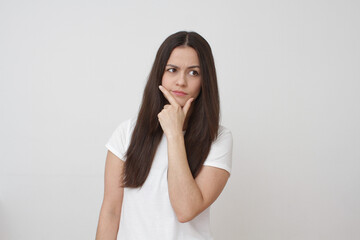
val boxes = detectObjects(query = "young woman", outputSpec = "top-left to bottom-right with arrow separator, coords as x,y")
96,31 -> 233,240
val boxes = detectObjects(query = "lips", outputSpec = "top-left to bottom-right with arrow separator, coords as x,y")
172,90 -> 188,96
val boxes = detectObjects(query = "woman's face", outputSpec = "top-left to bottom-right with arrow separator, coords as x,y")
161,46 -> 202,107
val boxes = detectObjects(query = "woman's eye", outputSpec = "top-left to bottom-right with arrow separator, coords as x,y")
167,68 -> 176,73
189,70 -> 199,76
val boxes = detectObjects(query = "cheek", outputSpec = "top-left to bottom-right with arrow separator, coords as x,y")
192,80 -> 202,97
161,75 -> 171,88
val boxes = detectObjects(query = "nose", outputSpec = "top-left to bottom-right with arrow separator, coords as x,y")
176,71 -> 187,86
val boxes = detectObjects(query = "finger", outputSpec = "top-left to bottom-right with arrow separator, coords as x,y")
183,98 -> 194,117
159,85 -> 179,106
163,104 -> 171,109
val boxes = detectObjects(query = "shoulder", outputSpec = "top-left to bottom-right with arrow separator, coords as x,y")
214,125 -> 232,145
114,116 -> 137,135
105,116 -> 137,161
204,124 -> 233,175
208,124 -> 233,156
118,116 -> 137,128
218,125 -> 232,136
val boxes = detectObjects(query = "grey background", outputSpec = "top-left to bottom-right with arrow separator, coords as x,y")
1,0 -> 359,239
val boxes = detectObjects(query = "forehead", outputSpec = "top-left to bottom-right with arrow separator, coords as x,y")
167,46 -> 199,65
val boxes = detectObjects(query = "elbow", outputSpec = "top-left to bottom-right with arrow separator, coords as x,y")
177,215 -> 192,223
174,199 -> 205,223
172,196 -> 205,223
176,211 -> 197,223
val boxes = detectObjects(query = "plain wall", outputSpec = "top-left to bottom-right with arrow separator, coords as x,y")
1,0 -> 359,239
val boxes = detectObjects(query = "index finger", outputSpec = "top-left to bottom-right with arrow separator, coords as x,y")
159,85 -> 179,106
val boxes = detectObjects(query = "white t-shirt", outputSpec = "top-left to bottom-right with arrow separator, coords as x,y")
105,117 -> 233,240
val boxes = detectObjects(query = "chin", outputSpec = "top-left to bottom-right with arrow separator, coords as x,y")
178,102 -> 185,107
173,98 -> 185,107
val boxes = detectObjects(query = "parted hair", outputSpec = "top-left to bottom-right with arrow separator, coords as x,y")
122,31 -> 220,188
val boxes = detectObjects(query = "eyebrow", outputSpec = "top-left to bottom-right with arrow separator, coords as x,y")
166,64 -> 200,69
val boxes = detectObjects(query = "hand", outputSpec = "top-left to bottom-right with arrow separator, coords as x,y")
157,85 -> 193,138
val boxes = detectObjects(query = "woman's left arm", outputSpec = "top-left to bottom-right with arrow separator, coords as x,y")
167,134 -> 230,223
158,86 -> 230,223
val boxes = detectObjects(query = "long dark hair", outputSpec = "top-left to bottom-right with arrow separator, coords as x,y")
122,31 -> 220,188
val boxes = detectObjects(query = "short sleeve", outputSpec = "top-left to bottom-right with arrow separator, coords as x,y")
105,118 -> 134,161
203,126 -> 233,176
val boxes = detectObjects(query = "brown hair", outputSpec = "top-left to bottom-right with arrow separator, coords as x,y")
122,31 -> 220,188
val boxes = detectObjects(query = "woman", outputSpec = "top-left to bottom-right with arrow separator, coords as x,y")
96,31 -> 233,240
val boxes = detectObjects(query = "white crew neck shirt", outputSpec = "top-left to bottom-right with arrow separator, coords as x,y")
105,117 -> 233,240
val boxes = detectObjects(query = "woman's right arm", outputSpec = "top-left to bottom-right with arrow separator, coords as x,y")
96,150 -> 125,240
